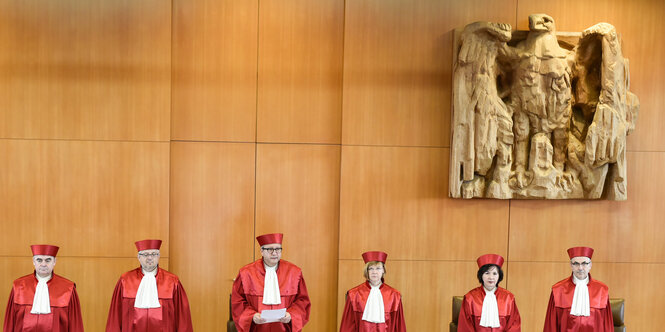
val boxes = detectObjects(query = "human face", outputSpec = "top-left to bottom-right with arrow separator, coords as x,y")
482,266 -> 499,291
138,249 -> 160,272
261,244 -> 282,267
33,255 -> 56,278
570,257 -> 592,280
367,263 -> 384,286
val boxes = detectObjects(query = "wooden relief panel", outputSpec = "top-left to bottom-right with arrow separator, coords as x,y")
450,14 -> 638,200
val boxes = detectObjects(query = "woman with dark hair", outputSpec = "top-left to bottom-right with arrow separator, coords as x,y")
339,251 -> 406,332
458,254 -> 521,332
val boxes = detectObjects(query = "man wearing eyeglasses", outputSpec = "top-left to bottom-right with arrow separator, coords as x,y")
4,244 -> 84,332
231,233 -> 311,332
543,246 -> 613,332
105,239 -> 193,332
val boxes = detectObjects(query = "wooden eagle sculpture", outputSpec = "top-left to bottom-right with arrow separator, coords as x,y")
450,14 -> 639,200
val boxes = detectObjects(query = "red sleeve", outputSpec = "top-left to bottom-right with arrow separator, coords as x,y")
67,286 -> 84,332
543,292 -> 559,332
339,292 -> 357,332
173,281 -> 193,332
286,273 -> 310,332
3,288 -> 16,332
456,294 -> 476,332
390,296 -> 407,332
105,279 -> 124,332
231,274 -> 257,332
602,298 -> 613,332
504,296 -> 521,332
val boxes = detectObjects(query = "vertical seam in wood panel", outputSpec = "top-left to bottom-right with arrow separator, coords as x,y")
335,0 -> 348,326
253,0 -> 261,263
168,0 -> 174,266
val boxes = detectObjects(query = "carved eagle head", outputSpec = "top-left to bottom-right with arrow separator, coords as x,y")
529,14 -> 555,33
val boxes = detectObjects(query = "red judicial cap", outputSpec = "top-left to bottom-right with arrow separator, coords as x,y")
477,254 -> 504,268
31,245 -> 59,257
135,239 -> 162,252
362,251 -> 388,264
256,233 -> 283,246
567,246 -> 594,259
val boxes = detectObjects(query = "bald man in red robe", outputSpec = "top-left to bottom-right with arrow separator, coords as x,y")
3,244 -> 84,332
105,239 -> 193,332
231,233 -> 311,332
543,246 -> 613,332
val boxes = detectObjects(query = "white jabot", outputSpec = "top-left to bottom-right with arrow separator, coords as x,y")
570,276 -> 590,316
30,274 -> 52,314
134,269 -> 161,308
479,287 -> 501,328
262,263 -> 281,305
362,283 -> 385,323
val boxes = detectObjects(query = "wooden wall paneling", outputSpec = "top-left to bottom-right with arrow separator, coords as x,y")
256,0 -> 344,144
516,0 -> 665,152
341,0 -> 517,147
509,261 -> 664,332
0,0 -> 171,141
169,142 -> 256,332
337,259 -> 482,331
0,256 -> 168,332
339,146 -> 509,261
255,143 -> 341,330
509,152 -> 665,263
171,0 -> 258,142
0,139 -> 170,257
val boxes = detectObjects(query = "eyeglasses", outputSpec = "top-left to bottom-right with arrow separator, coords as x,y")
261,247 -> 283,254
139,252 -> 160,258
571,261 -> 590,267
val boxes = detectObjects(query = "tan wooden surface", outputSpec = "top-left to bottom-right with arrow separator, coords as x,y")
256,143 -> 341,330
0,0 -> 171,141
0,139 -> 170,257
169,142 -> 256,331
256,0 -> 344,144
171,0 -> 258,142
342,0 -> 517,147
339,146 -> 510,260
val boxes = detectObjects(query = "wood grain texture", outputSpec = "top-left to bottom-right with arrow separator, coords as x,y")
171,0 -> 258,142
342,0 -> 517,147
339,146 -> 509,260
516,0 -> 665,152
0,139 -> 170,257
169,142 -> 256,332
0,256 -> 169,332
256,0 -> 344,144
256,143 -> 341,330
0,0 -> 171,141
509,152 -> 665,263
509,261 -> 664,332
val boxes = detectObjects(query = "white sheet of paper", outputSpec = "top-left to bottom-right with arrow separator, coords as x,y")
260,308 -> 286,323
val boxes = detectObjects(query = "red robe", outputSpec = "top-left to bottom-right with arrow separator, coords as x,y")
231,260 -> 310,332
339,281 -> 406,332
105,267 -> 193,332
457,286 -> 520,332
543,274 -> 613,332
3,272 -> 84,332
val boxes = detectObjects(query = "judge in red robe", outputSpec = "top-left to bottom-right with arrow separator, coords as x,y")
543,247 -> 613,332
339,251 -> 406,332
105,239 -> 193,332
3,244 -> 84,332
231,233 -> 311,332
458,254 -> 520,332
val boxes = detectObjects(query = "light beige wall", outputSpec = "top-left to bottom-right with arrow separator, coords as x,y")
1,0 -> 664,331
